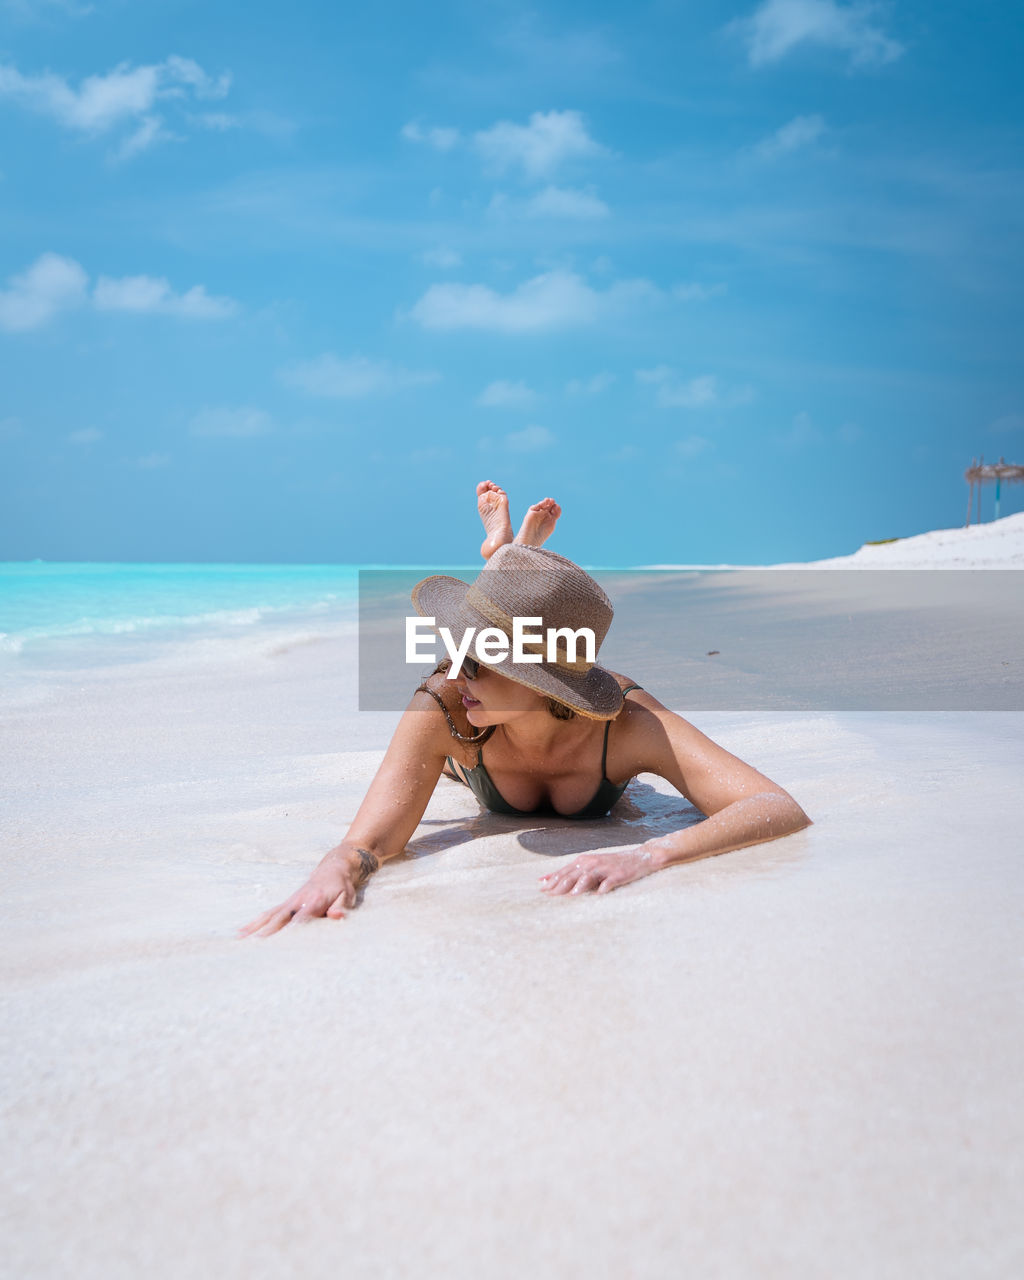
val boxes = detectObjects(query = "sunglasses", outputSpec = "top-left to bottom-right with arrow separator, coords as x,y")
461,656 -> 481,680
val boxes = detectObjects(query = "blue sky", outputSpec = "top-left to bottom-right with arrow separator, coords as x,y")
1,0 -> 1021,565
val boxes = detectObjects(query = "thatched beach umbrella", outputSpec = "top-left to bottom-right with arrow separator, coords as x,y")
964,456 -> 1024,524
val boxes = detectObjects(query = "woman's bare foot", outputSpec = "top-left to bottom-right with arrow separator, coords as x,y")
515,497 -> 561,547
477,480 -> 513,560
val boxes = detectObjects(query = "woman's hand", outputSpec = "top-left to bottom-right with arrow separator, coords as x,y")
539,847 -> 657,897
238,845 -> 379,938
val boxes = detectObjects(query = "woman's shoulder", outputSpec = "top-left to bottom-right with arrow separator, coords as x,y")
604,670 -> 669,749
602,671 -> 710,783
604,670 -> 687,735
412,663 -> 463,715
604,669 -> 656,703
410,663 -> 477,755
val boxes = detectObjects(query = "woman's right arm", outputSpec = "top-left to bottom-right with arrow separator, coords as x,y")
238,689 -> 450,937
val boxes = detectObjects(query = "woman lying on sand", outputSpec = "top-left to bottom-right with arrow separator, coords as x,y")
240,482 -> 811,937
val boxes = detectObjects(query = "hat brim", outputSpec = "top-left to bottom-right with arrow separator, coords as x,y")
411,573 -> 623,720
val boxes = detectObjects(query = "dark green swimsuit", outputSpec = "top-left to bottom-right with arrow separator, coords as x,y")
442,684 -> 643,820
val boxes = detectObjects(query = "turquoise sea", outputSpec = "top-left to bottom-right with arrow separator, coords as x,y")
0,559 -> 620,660
0,563 -> 368,653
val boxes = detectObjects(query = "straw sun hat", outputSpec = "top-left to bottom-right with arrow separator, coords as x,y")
411,543 -> 624,720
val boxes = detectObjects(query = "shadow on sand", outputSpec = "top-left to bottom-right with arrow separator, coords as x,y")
402,780 -> 705,862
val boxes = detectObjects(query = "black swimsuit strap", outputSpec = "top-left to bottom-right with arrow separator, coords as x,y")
415,683 -> 495,745
602,683 -> 643,778
600,719 -> 612,777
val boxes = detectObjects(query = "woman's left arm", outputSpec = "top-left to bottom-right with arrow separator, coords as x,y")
541,694 -> 811,896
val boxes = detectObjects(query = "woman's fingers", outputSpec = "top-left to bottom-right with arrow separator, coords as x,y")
540,852 -> 647,897
237,907 -> 277,937
542,865 -> 589,894
238,897 -> 299,937
283,889 -> 339,926
541,856 -> 598,894
239,877 -> 357,937
552,870 -> 588,895
596,875 -> 626,893
326,886 -> 354,918
253,906 -> 300,938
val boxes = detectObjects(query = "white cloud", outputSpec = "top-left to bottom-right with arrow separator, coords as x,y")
421,247 -> 462,268
280,353 -> 440,399
0,252 -> 88,331
161,55 -> 230,101
0,253 -> 236,329
731,0 -> 903,68
93,274 -> 237,318
776,409 -> 821,447
477,379 -> 538,408
409,269 -> 656,334
189,407 -> 272,438
505,424 -> 555,452
566,372 -> 615,395
672,282 -> 727,302
0,55 -> 231,158
474,109 -> 606,179
112,114 -> 176,162
198,109 -> 293,139
490,185 -> 610,220
401,121 -> 459,151
989,412 -> 1024,434
0,62 -> 156,131
526,185 -> 609,218
637,367 -> 754,409
676,435 -> 711,459
135,452 -> 171,468
68,427 -> 102,444
638,369 -> 718,408
754,113 -> 827,161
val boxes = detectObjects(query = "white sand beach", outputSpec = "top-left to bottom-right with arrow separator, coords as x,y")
645,508 -> 1024,570
2,521 -> 1023,1278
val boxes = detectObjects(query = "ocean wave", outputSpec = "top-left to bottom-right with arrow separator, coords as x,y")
3,598 -> 357,650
